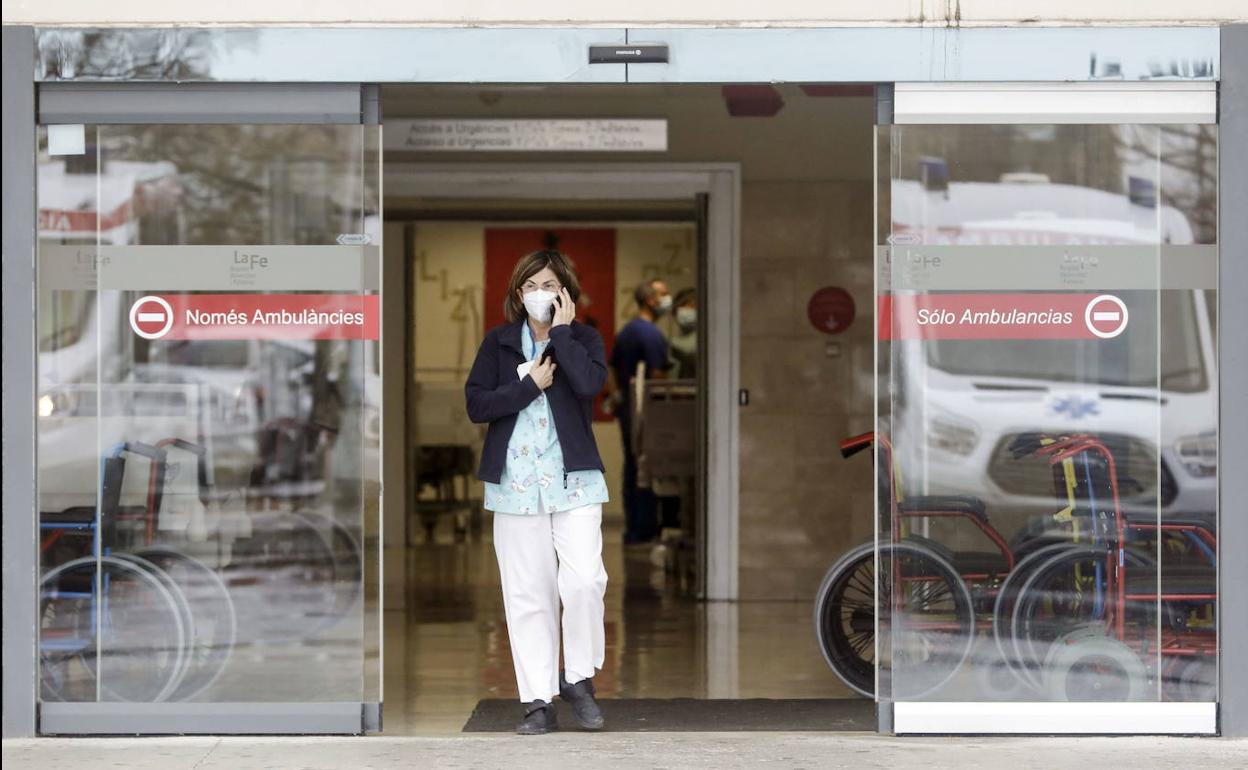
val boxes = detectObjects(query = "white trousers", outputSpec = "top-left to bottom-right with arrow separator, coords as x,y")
492,503 -> 608,703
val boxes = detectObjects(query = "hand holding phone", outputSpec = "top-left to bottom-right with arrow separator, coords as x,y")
530,356 -> 557,390
551,287 -> 575,327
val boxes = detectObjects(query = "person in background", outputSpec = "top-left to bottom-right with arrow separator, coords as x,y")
656,287 -> 697,534
668,287 -> 697,380
608,279 -> 671,544
465,249 -> 609,735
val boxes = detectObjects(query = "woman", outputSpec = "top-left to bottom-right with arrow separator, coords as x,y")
464,249 -> 610,735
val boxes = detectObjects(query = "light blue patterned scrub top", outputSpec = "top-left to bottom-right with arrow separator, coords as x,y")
483,323 -> 610,516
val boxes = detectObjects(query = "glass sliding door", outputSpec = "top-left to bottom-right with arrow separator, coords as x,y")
36,121 -> 382,733
869,120 -> 1218,733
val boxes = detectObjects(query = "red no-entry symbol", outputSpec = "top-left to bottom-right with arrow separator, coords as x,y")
129,295 -> 174,340
1084,294 -> 1129,339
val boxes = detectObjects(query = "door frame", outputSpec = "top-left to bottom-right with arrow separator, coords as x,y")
5,22 -> 1242,739
11,78 -> 384,736
383,162 -> 741,602
876,83 -> 1222,736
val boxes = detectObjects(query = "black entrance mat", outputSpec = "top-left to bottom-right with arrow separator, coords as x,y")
462,698 -> 874,732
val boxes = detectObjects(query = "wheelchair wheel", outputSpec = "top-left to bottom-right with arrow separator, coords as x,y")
293,510 -> 362,627
132,546 -> 237,701
1009,545 -> 1154,680
1043,631 -> 1148,702
992,542 -> 1088,691
815,540 -> 976,699
40,555 -> 189,703
1170,656 -> 1216,702
108,553 -> 196,700
974,655 -> 1036,699
815,543 -> 876,696
970,638 -> 1038,700
225,511 -> 338,643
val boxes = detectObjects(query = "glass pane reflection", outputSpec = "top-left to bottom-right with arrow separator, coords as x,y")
36,123 -> 381,704
817,124 -> 1217,705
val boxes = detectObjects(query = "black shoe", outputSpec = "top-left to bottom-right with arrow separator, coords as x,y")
516,699 -> 557,735
559,671 -> 605,730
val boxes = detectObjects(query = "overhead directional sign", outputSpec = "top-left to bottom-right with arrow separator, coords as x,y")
385,119 -> 667,152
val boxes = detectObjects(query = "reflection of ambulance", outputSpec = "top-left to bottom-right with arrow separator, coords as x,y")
37,153 -> 182,391
888,175 -> 1217,536
37,151 -> 381,540
38,152 -> 182,245
35,154 -> 260,519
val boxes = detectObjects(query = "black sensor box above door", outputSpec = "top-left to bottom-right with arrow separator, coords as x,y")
588,43 -> 669,64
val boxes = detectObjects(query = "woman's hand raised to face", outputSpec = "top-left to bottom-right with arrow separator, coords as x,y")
551,287 -> 576,327
529,357 -> 557,390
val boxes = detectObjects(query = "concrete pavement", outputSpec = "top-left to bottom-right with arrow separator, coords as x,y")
5,734 -> 1248,770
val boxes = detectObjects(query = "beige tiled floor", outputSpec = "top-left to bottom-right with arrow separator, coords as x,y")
383,517 -> 857,734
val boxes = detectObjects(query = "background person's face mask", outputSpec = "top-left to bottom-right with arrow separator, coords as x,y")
523,289 -> 558,323
676,307 -> 697,331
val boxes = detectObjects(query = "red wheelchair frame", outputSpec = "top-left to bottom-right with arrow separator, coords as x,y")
820,430 -> 1217,699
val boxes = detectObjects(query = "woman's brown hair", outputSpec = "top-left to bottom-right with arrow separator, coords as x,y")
503,249 -> 582,323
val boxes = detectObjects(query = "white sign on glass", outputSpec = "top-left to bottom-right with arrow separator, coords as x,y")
41,245 -> 380,291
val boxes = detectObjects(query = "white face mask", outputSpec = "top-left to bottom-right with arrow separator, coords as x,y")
655,294 -> 673,316
522,289 -> 558,323
676,307 -> 697,330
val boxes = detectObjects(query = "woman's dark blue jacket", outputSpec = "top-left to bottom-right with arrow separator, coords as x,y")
465,319 -> 607,484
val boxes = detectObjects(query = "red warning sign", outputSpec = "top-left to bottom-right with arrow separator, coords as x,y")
129,295 -> 175,340
878,293 -> 1131,341
129,294 -> 379,340
1083,294 -> 1129,339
